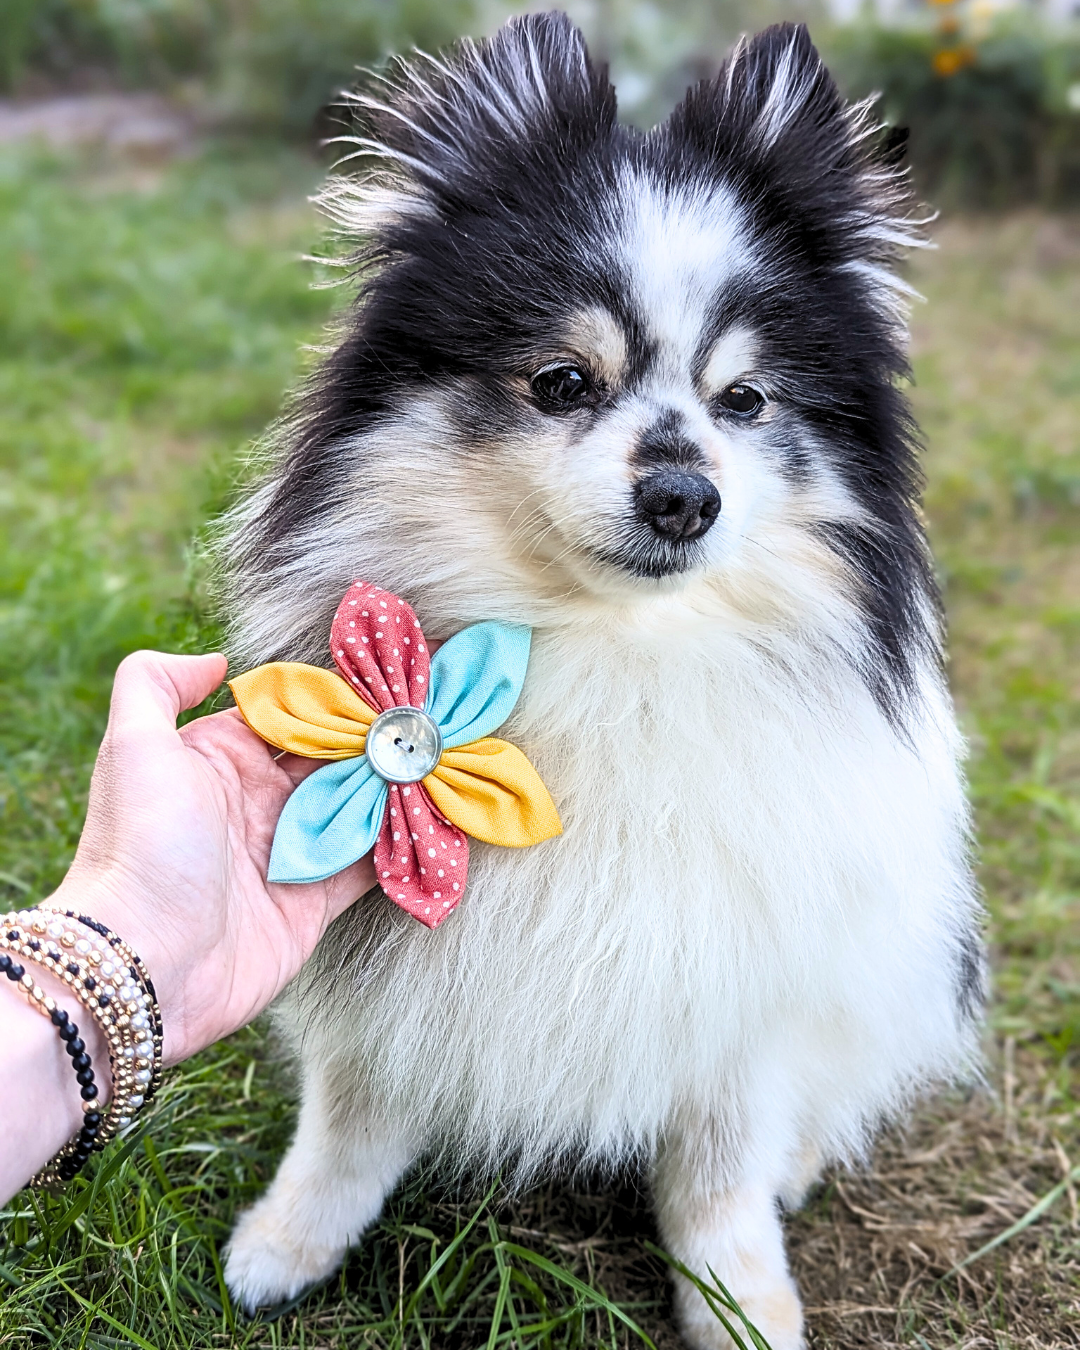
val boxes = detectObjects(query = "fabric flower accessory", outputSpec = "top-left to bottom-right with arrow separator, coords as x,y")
229,581 -> 561,929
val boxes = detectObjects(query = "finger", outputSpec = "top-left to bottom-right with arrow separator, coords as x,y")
109,651 -> 229,734
323,853 -> 378,924
276,750 -> 337,787
178,705 -> 251,745
184,724 -> 330,789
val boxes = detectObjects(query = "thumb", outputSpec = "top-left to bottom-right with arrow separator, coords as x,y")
109,651 -> 229,735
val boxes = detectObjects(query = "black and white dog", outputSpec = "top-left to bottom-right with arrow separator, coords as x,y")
220,15 -> 983,1346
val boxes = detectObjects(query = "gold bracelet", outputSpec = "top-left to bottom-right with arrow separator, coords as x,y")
1,907 -> 163,1188
0,942 -> 106,1184
45,906 -> 165,1109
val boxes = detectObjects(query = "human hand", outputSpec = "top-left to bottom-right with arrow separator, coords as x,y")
50,651 -> 375,1067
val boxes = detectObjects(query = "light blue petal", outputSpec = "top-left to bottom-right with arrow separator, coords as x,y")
268,757 -> 387,884
425,622 -> 532,748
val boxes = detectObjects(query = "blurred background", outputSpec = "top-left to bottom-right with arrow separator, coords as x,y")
1,2 -> 1078,1348
0,0 -> 1079,201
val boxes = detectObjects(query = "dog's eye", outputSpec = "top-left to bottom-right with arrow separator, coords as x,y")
716,383 -> 765,417
530,364 -> 593,412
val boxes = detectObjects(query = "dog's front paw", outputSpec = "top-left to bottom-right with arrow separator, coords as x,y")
673,1271 -> 804,1350
224,1198 -> 346,1314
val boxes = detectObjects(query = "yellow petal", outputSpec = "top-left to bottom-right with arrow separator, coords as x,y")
424,738 -> 562,848
229,663 -> 375,759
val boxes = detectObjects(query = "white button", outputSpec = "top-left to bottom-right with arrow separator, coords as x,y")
365,707 -> 442,784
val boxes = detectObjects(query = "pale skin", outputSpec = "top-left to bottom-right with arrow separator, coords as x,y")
0,650 -> 377,1205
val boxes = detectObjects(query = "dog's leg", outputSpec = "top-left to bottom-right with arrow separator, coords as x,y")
652,1124 -> 804,1350
224,1062 -> 417,1313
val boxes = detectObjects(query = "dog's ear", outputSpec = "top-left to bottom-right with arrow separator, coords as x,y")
669,23 -> 837,161
667,24 -> 853,184
324,12 -> 616,232
666,23 -> 924,310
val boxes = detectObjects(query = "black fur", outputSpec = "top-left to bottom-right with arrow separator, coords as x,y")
953,920 -> 988,1024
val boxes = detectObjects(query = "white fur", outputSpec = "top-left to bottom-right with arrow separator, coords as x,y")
271,614 -> 973,1175
700,326 -> 758,397
224,431 -> 977,1346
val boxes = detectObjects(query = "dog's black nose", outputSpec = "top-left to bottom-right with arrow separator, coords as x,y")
635,471 -> 721,541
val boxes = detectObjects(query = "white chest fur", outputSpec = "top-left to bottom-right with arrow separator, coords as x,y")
286,616 -> 978,1181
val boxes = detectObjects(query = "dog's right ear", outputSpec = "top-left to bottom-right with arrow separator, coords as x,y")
323,12 -> 616,235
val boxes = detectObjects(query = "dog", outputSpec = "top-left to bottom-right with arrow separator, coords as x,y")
218,15 -> 984,1347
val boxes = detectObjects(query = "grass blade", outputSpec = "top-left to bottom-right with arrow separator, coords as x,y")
940,1163 -> 1080,1279
400,1178 -> 500,1325
501,1242 -> 656,1348
644,1242 -> 773,1350
486,1262 -> 513,1350
52,1276 -> 161,1350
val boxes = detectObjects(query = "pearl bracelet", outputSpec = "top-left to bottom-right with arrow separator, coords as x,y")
0,907 -> 163,1189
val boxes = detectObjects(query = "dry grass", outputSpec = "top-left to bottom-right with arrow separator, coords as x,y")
423,1038 -> 1079,1349
790,1045 -> 1080,1347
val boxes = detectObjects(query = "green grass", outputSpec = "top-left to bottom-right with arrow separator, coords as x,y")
0,143 -> 1077,1347
915,216 -> 1080,1054
0,141 -> 331,901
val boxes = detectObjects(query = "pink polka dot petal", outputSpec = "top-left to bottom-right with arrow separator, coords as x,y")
330,580 -> 431,711
373,781 -> 468,930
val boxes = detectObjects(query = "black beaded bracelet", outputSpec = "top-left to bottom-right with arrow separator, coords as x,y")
1,906 -> 164,1188
0,953 -> 104,1181
50,1005 -> 104,1180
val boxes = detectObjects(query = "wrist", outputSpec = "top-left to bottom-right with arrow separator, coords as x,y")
45,874 -> 199,1067
0,946 -> 111,1203
2,903 -> 166,1184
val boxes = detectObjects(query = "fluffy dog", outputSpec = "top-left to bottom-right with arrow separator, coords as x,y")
219,14 -> 984,1346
